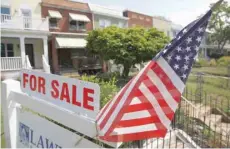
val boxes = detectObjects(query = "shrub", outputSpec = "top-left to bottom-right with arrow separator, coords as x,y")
96,72 -> 120,81
193,61 -> 201,68
217,56 -> 230,66
198,59 -> 209,67
209,59 -> 217,66
80,74 -> 118,108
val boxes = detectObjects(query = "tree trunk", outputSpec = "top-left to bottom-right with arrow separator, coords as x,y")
122,63 -> 131,78
99,55 -> 107,73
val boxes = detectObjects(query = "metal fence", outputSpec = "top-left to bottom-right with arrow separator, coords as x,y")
121,86 -> 230,148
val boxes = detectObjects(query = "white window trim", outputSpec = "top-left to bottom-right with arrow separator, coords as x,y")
69,20 -> 86,31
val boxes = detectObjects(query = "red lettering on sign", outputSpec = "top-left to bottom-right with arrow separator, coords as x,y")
72,85 -> 81,107
83,88 -> 94,111
38,77 -> 46,94
23,73 -> 29,88
60,83 -> 70,103
51,80 -> 59,98
30,75 -> 37,91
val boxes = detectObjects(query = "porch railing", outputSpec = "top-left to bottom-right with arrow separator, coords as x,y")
24,55 -> 32,69
1,14 -> 11,23
1,14 -> 49,31
1,57 -> 22,71
42,55 -> 50,73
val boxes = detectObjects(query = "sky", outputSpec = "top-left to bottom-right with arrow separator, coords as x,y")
81,0 -> 230,27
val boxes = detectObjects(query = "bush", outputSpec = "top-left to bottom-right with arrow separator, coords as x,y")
80,74 -> 118,108
96,72 -> 120,81
198,59 -> 210,67
193,61 -> 201,68
209,59 -> 217,66
217,56 -> 230,66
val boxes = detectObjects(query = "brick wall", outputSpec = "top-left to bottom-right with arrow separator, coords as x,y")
41,2 -> 93,33
123,10 -> 153,28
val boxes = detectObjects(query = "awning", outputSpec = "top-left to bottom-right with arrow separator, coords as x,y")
56,37 -> 87,49
69,13 -> 90,22
48,10 -> 62,19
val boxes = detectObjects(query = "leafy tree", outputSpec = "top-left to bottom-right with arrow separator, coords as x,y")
208,1 -> 230,52
86,26 -> 169,77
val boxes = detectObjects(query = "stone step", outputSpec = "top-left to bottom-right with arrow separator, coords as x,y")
204,114 -> 222,127
169,140 -> 191,148
216,122 -> 230,136
198,106 -> 212,117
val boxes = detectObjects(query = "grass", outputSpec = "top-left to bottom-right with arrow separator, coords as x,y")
186,76 -> 230,113
192,67 -> 229,77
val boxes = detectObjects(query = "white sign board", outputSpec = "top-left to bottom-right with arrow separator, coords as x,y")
17,109 -> 102,148
20,69 -> 100,119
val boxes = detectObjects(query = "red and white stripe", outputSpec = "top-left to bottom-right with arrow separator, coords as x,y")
96,57 -> 185,142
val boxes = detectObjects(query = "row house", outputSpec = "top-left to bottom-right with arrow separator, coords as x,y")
1,0 -> 50,79
41,0 -> 94,74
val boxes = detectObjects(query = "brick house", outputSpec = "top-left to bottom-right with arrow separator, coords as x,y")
123,10 -> 153,28
41,0 -> 98,74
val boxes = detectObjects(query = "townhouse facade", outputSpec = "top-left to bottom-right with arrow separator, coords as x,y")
1,0 -> 50,79
123,10 -> 153,28
41,0 -> 97,74
89,4 -> 128,29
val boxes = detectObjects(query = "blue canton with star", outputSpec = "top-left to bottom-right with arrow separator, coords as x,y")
155,10 -> 212,83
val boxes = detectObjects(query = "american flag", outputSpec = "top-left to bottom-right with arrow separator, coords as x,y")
96,9 -> 212,142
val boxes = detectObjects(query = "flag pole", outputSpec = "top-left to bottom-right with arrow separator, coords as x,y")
211,0 -> 224,10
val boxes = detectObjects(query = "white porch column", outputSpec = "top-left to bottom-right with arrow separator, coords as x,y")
20,36 -> 25,67
43,37 -> 48,62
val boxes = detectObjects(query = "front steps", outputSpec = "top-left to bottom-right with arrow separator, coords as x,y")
181,101 -> 230,142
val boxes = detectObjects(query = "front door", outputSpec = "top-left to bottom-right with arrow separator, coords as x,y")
25,44 -> 35,67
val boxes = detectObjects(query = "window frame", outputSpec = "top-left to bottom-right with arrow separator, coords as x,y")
49,18 -> 59,29
1,43 -> 14,57
1,6 -> 10,15
69,20 -> 86,31
99,19 -> 111,28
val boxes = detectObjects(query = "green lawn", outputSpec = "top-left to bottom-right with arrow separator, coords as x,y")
186,76 -> 230,113
192,67 -> 229,77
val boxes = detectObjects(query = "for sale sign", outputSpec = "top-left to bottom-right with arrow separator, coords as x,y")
20,69 -> 100,119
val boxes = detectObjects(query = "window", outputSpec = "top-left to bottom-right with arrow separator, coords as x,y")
132,14 -> 137,18
146,18 -> 150,22
78,21 -> 86,30
118,22 -> 123,28
99,19 -> 111,28
49,18 -> 58,28
99,19 -> 105,28
69,20 -> 86,31
167,31 -> 170,37
1,43 -> 14,57
1,43 -> 6,57
139,16 -> 144,20
1,7 -> 10,14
